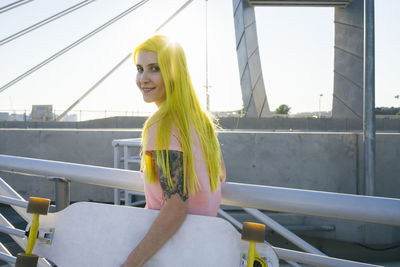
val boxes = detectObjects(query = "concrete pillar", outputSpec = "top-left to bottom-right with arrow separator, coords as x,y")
332,0 -> 364,119
232,0 -> 272,117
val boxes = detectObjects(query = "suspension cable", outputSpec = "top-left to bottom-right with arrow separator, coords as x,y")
56,0 -> 195,121
56,54 -> 131,121
0,0 -> 33,14
0,0 -> 150,94
0,0 -> 96,47
154,0 -> 194,32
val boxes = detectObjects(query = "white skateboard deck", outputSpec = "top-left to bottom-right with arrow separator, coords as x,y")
32,202 -> 278,267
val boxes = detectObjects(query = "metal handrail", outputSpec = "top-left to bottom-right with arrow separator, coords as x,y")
0,154 -> 399,226
0,154 -> 392,266
0,195 -> 28,208
243,208 -> 325,256
217,209 -> 381,267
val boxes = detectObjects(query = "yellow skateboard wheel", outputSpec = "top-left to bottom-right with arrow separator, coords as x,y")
26,197 -> 50,215
241,222 -> 266,243
15,253 -> 39,267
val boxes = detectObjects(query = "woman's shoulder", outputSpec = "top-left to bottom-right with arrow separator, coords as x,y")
145,121 -> 182,151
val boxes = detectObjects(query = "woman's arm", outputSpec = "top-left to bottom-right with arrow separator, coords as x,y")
121,150 -> 188,267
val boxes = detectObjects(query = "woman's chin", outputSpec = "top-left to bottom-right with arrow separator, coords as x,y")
142,97 -> 154,104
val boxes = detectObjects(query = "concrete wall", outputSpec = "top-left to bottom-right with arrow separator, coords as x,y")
1,129 -> 399,201
1,116 -> 399,132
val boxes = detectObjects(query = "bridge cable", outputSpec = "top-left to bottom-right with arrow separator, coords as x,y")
56,0 -> 194,121
0,0 -> 33,15
56,53 -> 131,121
0,0 -> 150,95
154,0 -> 194,32
0,0 -> 96,47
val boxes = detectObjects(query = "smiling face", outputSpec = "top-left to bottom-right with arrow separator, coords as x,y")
136,50 -> 166,107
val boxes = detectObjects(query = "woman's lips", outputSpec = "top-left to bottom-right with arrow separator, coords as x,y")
142,87 -> 155,93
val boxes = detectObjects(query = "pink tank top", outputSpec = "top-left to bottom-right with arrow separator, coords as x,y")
143,123 -> 221,216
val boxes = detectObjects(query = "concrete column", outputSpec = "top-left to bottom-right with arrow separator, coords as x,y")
232,0 -> 271,117
332,0 -> 364,119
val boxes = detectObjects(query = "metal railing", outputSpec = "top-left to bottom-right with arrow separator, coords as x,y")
1,154 -> 398,226
0,154 -> 397,266
0,177 -> 52,267
0,109 -> 152,122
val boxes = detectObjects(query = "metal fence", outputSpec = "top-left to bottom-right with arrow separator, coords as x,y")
0,109 -> 152,122
0,154 -> 398,266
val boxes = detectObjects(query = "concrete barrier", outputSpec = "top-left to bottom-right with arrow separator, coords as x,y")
1,116 -> 399,132
0,129 -> 398,202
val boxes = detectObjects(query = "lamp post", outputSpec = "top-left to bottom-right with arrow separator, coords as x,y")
205,0 -> 210,111
318,94 -> 323,118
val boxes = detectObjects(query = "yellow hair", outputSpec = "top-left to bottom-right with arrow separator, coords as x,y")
134,35 -> 221,195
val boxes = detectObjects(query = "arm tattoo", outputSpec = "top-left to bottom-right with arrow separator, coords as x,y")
154,150 -> 188,201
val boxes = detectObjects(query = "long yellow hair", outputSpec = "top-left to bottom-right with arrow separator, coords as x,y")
134,35 -> 221,195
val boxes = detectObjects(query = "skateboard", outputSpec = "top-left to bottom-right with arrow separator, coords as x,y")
18,201 -> 278,267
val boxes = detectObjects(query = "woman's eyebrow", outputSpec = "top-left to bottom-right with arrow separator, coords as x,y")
137,63 -> 158,67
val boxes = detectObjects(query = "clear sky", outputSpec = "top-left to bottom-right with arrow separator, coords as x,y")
0,0 -> 399,120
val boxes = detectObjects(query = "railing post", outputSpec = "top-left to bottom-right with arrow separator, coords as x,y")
363,0 -> 376,196
49,177 -> 70,211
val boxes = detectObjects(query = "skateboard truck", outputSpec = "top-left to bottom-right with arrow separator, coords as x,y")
25,227 -> 55,245
241,222 -> 267,267
16,197 -> 51,267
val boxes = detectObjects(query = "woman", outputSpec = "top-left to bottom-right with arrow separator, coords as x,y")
121,35 -> 226,267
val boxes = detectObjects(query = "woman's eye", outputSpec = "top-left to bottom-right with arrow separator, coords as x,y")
137,67 -> 143,73
152,66 -> 160,71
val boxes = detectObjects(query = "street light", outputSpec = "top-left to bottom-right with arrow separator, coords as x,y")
319,94 -> 323,118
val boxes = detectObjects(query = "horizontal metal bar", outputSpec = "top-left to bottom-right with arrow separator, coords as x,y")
282,224 -> 334,232
217,208 -> 243,229
0,178 -> 32,223
218,207 -> 380,267
119,156 -> 141,164
0,195 -> 28,208
111,138 -> 141,147
273,246 -> 381,267
0,224 -> 25,238
0,191 -> 56,212
0,251 -> 16,264
0,242 -> 13,265
130,200 -> 146,207
244,208 -> 325,256
1,154 -> 400,226
222,182 -> 400,226
0,154 -> 144,192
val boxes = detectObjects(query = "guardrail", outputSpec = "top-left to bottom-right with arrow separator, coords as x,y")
0,154 -> 398,266
0,154 -> 399,226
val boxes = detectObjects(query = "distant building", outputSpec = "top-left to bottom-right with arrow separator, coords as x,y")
31,105 -> 53,121
0,112 -> 9,121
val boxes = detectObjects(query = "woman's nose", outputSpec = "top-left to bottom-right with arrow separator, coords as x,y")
139,71 -> 150,83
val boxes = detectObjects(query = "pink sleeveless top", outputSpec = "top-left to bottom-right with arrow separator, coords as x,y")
143,123 -> 221,216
